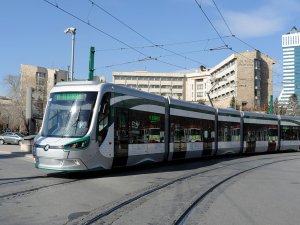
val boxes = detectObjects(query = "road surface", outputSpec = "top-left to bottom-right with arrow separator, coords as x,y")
0,144 -> 300,225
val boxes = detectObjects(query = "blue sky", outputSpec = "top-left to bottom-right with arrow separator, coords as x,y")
1,0 -> 300,97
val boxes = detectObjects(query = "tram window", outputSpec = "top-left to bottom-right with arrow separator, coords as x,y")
98,116 -> 108,132
128,109 -> 164,144
170,115 -> 206,143
97,93 -> 111,144
115,109 -> 129,141
244,123 -> 272,141
174,129 -> 184,142
281,126 -> 300,140
218,121 -> 240,142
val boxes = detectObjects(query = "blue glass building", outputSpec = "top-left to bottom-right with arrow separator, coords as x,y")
279,26 -> 300,104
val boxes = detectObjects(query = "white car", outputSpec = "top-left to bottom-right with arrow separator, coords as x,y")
0,132 -> 24,145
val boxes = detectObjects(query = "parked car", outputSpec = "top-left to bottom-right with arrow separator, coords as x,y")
0,132 -> 24,145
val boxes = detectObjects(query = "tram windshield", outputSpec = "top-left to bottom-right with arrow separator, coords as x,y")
41,92 -> 98,138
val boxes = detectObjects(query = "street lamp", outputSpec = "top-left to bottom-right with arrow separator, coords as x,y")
64,27 -> 76,81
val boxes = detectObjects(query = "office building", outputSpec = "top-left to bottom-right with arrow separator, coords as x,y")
113,71 -> 185,100
279,26 -> 300,104
209,50 -> 274,110
113,50 -> 274,110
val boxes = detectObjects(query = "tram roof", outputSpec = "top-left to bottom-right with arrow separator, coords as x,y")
280,115 -> 300,121
217,107 -> 241,116
100,83 -> 167,104
55,80 -> 101,86
243,111 -> 278,120
169,98 -> 216,113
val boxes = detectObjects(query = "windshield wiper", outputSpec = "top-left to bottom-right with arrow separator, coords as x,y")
73,108 -> 82,135
61,111 -> 71,137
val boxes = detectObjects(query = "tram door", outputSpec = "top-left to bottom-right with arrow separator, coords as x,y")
245,127 -> 256,153
173,128 -> 187,159
202,121 -> 214,156
113,108 -> 129,167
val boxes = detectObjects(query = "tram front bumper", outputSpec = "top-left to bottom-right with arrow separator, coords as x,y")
34,157 -> 88,171
33,146 -> 87,171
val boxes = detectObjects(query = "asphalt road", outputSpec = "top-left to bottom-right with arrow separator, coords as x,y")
0,144 -> 300,225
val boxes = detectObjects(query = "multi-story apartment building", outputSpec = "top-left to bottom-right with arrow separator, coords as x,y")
279,26 -> 300,104
20,64 -> 68,131
112,50 -> 274,110
113,71 -> 185,100
184,69 -> 211,103
209,50 -> 274,110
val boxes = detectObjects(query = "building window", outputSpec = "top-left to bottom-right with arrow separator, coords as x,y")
36,72 -> 46,86
197,84 -> 204,90
254,60 -> 261,69
197,92 -> 204,97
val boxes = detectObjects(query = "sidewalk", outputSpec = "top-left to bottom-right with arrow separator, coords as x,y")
0,144 -> 33,158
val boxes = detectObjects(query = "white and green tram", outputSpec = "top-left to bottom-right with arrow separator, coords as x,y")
33,81 -> 300,171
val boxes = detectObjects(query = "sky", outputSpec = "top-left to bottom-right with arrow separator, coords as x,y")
1,0 -> 300,97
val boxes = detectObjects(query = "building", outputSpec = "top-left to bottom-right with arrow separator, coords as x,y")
279,26 -> 300,104
184,68 -> 211,103
20,64 -> 68,132
209,50 -> 274,110
112,50 -> 274,111
113,71 -> 185,100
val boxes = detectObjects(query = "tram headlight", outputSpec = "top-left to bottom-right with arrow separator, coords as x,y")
65,136 -> 90,150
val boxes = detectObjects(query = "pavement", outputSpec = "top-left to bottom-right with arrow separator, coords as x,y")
0,143 -> 33,159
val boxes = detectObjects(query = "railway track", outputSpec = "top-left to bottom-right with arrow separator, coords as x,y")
68,153 -> 300,225
0,171 -> 94,201
173,157 -> 300,225
0,179 -> 80,200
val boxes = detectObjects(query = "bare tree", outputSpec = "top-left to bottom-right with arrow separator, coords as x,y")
273,97 -> 287,115
288,94 -> 298,116
197,99 -> 206,105
4,74 -> 20,100
273,97 -> 280,115
230,96 -> 235,109
3,74 -> 26,131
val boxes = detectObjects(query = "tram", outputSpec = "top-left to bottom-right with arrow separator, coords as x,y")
33,81 -> 300,171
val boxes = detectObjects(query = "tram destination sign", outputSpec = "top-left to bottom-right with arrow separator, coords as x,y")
55,93 -> 86,101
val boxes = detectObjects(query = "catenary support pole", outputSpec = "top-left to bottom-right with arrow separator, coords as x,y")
89,46 -> 95,81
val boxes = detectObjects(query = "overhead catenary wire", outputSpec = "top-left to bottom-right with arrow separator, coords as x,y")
43,0 -> 145,56
96,57 -> 154,69
194,0 -> 229,48
211,0 -> 234,37
95,36 -> 232,52
96,48 -> 216,70
210,0 -> 285,71
88,0 -> 207,66
45,0 -> 285,80
43,0 -> 195,72
196,0 -> 284,81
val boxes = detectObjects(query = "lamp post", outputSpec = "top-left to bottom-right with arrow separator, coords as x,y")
64,27 -> 76,81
